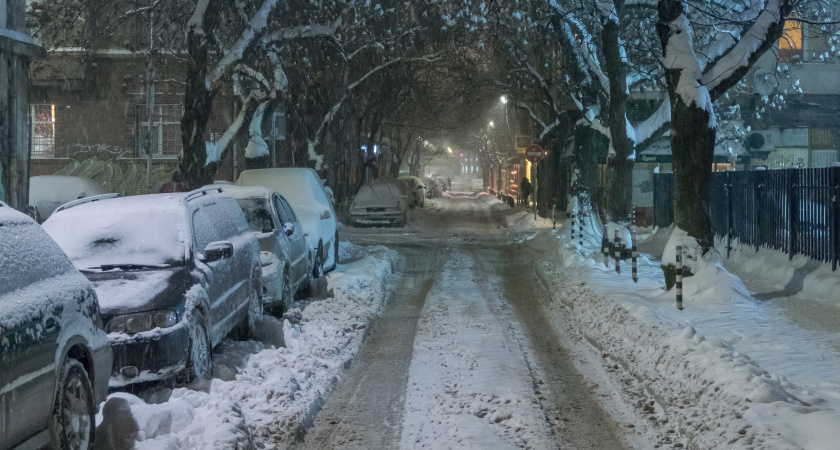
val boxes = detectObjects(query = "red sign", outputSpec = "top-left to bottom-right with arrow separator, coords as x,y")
525,144 -> 545,163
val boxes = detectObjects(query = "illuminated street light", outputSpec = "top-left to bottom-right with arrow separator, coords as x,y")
489,121 -> 494,127
447,147 -> 452,153
500,95 -> 507,104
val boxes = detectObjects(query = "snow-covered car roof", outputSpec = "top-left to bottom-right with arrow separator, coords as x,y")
43,194 -> 189,271
0,202 -> 91,330
29,175 -> 107,220
353,180 -> 403,208
236,168 -> 330,211
214,185 -> 272,200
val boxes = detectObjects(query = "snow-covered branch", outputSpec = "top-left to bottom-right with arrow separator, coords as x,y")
207,0 -> 279,86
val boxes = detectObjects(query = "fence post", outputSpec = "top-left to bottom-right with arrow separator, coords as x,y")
789,170 -> 800,260
552,205 -> 556,230
833,168 -> 839,271
614,229 -> 620,274
632,230 -> 638,283
726,172 -> 733,259
676,245 -> 683,310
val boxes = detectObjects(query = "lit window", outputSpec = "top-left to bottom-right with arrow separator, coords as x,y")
778,19 -> 803,63
31,104 -> 56,158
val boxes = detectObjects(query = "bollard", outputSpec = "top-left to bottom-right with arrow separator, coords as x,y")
579,216 -> 584,247
631,231 -> 638,283
614,229 -> 620,274
601,225 -> 608,255
676,245 -> 683,310
570,214 -> 575,241
552,205 -> 556,230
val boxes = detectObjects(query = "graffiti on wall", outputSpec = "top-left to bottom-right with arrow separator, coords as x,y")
53,155 -> 174,196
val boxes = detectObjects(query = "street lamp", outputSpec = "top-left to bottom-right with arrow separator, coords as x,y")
489,121 -> 494,128
447,147 -> 452,154
500,95 -> 507,104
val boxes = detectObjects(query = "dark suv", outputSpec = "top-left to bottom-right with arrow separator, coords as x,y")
0,202 -> 111,450
43,187 -> 262,387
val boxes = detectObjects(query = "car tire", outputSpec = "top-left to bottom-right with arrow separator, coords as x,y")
333,232 -> 339,267
240,271 -> 264,339
185,313 -> 212,382
50,359 -> 95,450
280,267 -> 293,315
313,241 -> 324,278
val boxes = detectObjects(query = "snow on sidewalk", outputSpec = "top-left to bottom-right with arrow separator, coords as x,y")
95,242 -> 400,449
519,220 -> 840,450
401,249 -> 555,450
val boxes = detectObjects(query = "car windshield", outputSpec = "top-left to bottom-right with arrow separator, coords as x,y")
236,197 -> 274,233
45,206 -> 186,270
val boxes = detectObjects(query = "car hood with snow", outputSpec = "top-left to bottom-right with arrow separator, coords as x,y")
83,267 -> 193,317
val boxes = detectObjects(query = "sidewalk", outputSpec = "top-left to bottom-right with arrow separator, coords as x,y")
505,212 -> 840,449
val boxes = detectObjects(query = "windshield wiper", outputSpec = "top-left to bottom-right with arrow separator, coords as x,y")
83,263 -> 172,272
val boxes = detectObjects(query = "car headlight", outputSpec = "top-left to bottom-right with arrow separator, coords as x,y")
108,310 -> 178,334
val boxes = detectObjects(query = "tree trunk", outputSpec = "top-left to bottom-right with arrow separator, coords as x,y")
601,9 -> 634,222
573,126 -> 606,215
179,6 -> 220,189
657,0 -> 716,252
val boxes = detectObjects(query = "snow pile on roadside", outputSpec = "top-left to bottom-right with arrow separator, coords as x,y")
526,227 -> 840,449
96,241 -> 400,449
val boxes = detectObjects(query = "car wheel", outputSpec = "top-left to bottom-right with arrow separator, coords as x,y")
313,242 -> 324,278
242,272 -> 264,338
186,313 -> 212,381
281,267 -> 293,314
333,232 -> 339,266
50,359 -> 95,450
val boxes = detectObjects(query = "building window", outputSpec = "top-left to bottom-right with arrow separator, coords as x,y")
31,104 -> 56,158
779,19 -> 803,63
136,104 -> 183,158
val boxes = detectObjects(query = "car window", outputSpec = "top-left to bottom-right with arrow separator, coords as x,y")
236,197 -> 274,233
274,195 -> 298,224
192,206 -> 226,251
0,219 -> 76,296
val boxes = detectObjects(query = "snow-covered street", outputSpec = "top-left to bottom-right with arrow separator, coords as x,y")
65,178 -> 840,449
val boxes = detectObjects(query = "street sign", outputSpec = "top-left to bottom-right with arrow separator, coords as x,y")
525,144 -> 544,163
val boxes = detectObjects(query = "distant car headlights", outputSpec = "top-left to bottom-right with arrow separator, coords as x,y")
108,310 -> 178,334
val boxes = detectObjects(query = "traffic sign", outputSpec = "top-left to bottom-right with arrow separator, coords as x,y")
525,144 -> 544,163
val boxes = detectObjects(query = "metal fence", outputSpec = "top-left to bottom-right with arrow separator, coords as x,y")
653,167 -> 840,270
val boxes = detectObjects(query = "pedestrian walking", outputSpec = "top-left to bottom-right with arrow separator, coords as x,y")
521,177 -> 533,207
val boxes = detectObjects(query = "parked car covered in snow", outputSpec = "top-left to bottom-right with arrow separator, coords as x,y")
28,175 -> 107,222
423,177 -> 443,199
0,202 -> 111,450
350,179 -> 408,227
43,187 -> 263,387
222,186 -> 313,314
236,168 -> 339,277
397,176 -> 426,208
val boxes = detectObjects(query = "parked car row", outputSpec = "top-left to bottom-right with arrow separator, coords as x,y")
423,177 -> 444,199
1,168 -> 338,449
397,176 -> 426,208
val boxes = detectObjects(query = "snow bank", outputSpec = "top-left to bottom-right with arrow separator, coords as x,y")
98,241 -> 400,448
524,225 -> 840,449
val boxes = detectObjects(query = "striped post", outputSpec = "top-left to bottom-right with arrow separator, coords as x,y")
552,205 -> 556,230
601,225 -> 608,256
570,213 -> 575,241
579,215 -> 584,247
676,245 -> 683,310
631,231 -> 638,282
614,229 -> 620,274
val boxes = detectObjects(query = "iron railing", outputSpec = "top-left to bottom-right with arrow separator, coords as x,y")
653,167 -> 840,270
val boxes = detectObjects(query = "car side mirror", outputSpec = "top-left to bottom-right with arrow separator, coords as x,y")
202,241 -> 233,262
283,222 -> 295,236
